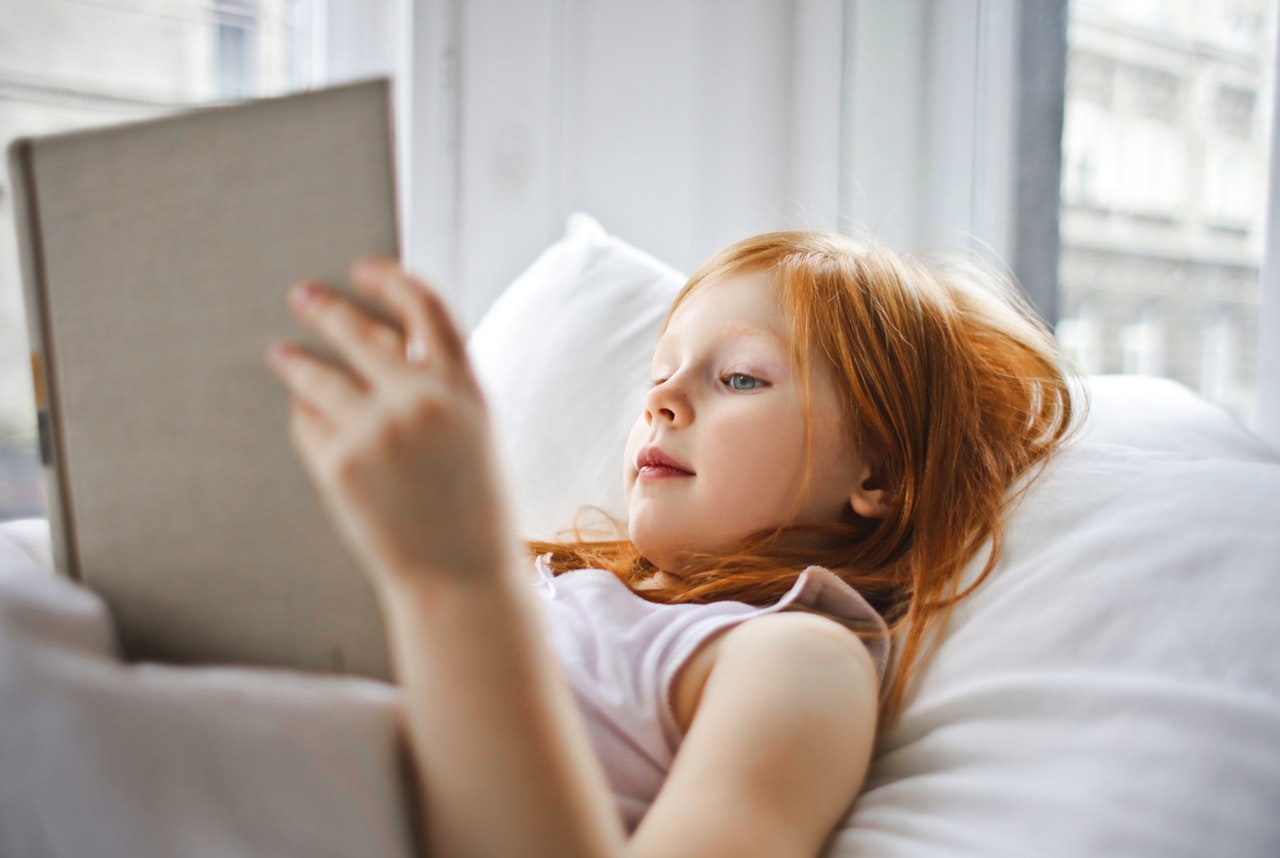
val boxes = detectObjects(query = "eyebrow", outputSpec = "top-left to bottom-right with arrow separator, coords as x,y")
657,322 -> 785,348
652,324 -> 787,360
717,322 -> 787,346
656,323 -> 788,363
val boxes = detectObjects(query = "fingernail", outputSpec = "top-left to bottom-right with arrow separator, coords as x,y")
268,344 -> 293,369
353,257 -> 387,281
291,282 -> 321,308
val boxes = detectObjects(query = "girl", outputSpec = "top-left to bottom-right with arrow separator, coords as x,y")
266,230 -> 1074,857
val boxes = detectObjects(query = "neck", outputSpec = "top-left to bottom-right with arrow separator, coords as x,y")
632,568 -> 684,591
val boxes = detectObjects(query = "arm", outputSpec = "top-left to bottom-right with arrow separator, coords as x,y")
629,611 -> 879,858
381,569 -> 625,858
268,260 -> 625,858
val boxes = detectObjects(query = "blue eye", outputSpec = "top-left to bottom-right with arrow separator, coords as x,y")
723,373 -> 765,391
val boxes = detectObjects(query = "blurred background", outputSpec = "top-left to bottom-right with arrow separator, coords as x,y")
0,0 -> 1276,522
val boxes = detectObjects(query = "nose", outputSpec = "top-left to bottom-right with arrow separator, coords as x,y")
644,377 -> 691,426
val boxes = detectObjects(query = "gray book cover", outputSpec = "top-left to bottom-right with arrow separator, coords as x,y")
9,78 -> 399,679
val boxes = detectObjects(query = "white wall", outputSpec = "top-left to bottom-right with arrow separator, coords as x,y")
400,0 -> 849,329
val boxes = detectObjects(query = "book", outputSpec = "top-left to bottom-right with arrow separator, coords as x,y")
9,78 -> 399,679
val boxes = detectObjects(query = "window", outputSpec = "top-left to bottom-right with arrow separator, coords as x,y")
1056,0 -> 1276,424
837,0 -> 1273,425
0,0 -> 318,522
1056,300 -> 1103,374
1201,309 -> 1242,407
1120,306 -> 1166,377
215,1 -> 260,100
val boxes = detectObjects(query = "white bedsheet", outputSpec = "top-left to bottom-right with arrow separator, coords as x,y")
1,373 -> 1279,857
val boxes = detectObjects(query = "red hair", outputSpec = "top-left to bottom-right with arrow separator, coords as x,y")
530,231 -> 1077,727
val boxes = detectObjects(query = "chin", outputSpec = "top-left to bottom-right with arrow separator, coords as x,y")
628,528 -> 681,573
633,532 -> 733,577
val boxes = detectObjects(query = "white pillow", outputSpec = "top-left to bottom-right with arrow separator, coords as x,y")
467,213 -> 686,540
1079,374 -> 1278,463
839,443 -> 1280,857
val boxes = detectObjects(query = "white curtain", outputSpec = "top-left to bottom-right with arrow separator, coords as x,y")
1256,19 -> 1280,449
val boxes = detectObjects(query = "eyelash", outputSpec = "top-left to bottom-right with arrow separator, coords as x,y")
722,373 -> 765,391
649,374 -> 766,391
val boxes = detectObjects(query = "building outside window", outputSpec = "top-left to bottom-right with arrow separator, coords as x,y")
1057,0 -> 1276,422
1202,308 -> 1242,403
1057,299 -> 1104,373
1120,305 -> 1167,377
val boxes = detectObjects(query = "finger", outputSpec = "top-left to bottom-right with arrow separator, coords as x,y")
350,258 -> 468,371
349,258 -> 435,365
289,281 -> 403,382
290,395 -> 333,446
287,396 -> 337,478
267,342 -> 365,421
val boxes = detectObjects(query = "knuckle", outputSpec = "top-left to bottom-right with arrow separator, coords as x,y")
326,300 -> 396,354
416,287 -> 441,319
371,422 -> 403,456
350,313 -> 384,345
367,394 -> 444,451
293,360 -> 334,399
323,301 -> 357,337
404,392 -> 446,427
390,398 -> 434,440
289,358 -> 316,388
372,325 -> 400,353
327,445 -> 365,490
404,277 -> 435,313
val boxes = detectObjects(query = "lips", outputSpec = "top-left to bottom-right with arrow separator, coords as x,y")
636,445 -> 694,479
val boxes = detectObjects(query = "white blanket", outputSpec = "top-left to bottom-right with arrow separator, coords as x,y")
0,527 -> 415,858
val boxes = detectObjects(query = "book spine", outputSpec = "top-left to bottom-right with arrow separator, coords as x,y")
6,138 -> 80,582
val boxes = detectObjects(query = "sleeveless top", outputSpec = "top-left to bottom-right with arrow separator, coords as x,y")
532,556 -> 890,832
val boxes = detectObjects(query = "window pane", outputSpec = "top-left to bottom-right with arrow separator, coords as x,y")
1057,0 -> 1277,424
0,0 -> 317,522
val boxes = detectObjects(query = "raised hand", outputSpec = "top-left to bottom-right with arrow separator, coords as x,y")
266,258 -> 517,597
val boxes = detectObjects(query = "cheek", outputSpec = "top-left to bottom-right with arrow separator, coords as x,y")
622,417 -> 646,492
703,410 -> 810,505
803,407 -> 865,516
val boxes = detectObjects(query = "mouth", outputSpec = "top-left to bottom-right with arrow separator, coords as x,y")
636,445 -> 695,480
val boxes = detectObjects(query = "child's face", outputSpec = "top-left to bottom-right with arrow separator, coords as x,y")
623,271 -> 875,575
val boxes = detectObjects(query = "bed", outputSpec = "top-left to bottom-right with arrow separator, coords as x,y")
3,214 -> 1278,857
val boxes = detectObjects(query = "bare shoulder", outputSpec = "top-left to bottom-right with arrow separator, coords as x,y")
635,611 -> 881,857
725,609 -> 879,668
714,611 -> 880,720
671,609 -> 878,737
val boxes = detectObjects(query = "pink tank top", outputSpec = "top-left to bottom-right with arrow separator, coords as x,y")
532,556 -> 890,831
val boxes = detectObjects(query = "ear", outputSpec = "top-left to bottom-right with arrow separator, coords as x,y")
849,461 -> 895,519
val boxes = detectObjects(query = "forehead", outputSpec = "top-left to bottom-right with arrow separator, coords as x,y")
662,271 -> 788,342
